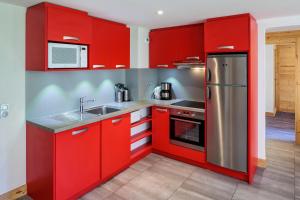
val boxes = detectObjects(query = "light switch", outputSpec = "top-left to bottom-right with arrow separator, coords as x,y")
0,104 -> 9,119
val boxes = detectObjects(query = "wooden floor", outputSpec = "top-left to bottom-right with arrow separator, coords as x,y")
21,112 -> 299,200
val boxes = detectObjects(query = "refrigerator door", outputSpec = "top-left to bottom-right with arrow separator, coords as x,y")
206,85 -> 247,173
206,54 -> 247,86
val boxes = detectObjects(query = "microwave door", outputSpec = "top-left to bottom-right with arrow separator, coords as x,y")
48,43 -> 81,69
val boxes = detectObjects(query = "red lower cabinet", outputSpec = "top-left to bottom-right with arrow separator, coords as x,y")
152,107 -> 170,151
55,124 -> 100,200
101,114 -> 131,181
152,107 -> 205,164
26,122 -> 101,200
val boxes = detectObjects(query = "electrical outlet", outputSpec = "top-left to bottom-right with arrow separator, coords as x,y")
0,104 -> 9,119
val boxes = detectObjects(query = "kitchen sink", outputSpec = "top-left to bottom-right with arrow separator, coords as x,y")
85,106 -> 120,115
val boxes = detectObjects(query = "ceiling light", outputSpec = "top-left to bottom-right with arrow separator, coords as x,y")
157,10 -> 164,15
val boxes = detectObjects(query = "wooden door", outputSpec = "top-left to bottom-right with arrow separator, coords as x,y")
275,44 -> 297,113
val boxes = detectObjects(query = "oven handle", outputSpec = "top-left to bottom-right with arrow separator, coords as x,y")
170,117 -> 202,125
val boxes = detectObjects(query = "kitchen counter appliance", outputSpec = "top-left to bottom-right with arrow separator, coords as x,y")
206,53 -> 248,173
171,100 -> 205,109
160,82 -> 172,100
169,101 -> 205,151
115,83 -> 130,102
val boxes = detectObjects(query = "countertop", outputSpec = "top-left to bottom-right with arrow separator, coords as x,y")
27,99 -> 205,133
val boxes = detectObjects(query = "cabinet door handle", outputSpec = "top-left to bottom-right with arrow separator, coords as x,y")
186,56 -> 200,60
206,87 -> 211,100
156,108 -> 168,112
207,68 -> 211,82
112,118 -> 122,124
63,36 -> 80,41
217,45 -> 235,50
157,64 -> 169,68
72,128 -> 88,135
116,65 -> 126,68
93,64 -> 106,69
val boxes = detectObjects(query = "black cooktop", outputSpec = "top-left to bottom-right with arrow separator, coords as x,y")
171,100 -> 205,109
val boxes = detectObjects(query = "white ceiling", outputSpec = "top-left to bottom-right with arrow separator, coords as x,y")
1,0 -> 300,29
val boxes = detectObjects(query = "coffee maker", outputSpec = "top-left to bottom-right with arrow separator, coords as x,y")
160,82 -> 172,100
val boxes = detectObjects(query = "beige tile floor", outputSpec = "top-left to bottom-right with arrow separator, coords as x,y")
79,113 -> 299,200
21,113 -> 298,200
79,137 -> 298,200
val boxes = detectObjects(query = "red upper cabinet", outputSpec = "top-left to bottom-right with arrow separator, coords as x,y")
152,107 -> 170,151
47,4 -> 92,44
101,114 -> 131,181
150,24 -> 204,68
90,17 -> 130,70
26,2 -> 92,71
55,123 -> 101,200
204,14 -> 250,53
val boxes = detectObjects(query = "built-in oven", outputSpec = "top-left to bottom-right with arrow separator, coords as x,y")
170,109 -> 205,151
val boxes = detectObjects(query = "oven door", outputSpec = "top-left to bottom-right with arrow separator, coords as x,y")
170,116 -> 205,151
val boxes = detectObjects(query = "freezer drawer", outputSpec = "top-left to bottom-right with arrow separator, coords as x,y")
207,54 -> 247,86
206,85 -> 247,173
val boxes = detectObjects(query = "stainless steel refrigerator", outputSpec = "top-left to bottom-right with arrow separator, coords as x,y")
206,53 -> 248,173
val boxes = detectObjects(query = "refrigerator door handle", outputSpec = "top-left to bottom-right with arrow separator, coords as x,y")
206,87 -> 211,100
206,68 -> 211,82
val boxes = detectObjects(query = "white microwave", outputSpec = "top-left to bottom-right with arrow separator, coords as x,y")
48,42 -> 88,69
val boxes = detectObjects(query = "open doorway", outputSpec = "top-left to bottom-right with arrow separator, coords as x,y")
265,30 -> 298,143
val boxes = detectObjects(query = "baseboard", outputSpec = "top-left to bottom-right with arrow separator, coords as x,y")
257,159 -> 267,168
0,185 -> 26,200
265,111 -> 276,117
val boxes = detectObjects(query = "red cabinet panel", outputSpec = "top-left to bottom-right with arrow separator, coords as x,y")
152,107 -> 170,150
55,123 -> 101,200
152,107 -> 206,164
90,17 -> 130,70
205,14 -> 250,52
47,3 -> 92,44
101,114 -> 131,180
150,24 -> 204,68
26,2 -> 92,71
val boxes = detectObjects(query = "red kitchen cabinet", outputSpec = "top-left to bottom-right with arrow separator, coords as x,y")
204,13 -> 258,183
26,122 -> 101,200
55,124 -> 100,200
90,17 -> 130,70
204,14 -> 250,52
152,107 -> 206,164
152,107 -> 170,151
150,24 -> 204,68
101,114 -> 131,181
26,2 -> 92,71
47,4 -> 92,44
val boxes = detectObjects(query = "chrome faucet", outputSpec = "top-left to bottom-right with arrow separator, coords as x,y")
80,97 -> 96,113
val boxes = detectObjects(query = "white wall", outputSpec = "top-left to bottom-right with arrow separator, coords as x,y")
257,15 -> 300,159
0,2 -> 26,195
130,26 -> 149,68
265,44 -> 276,113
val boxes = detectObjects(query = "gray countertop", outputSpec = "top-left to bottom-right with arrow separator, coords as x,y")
27,99 -> 205,133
